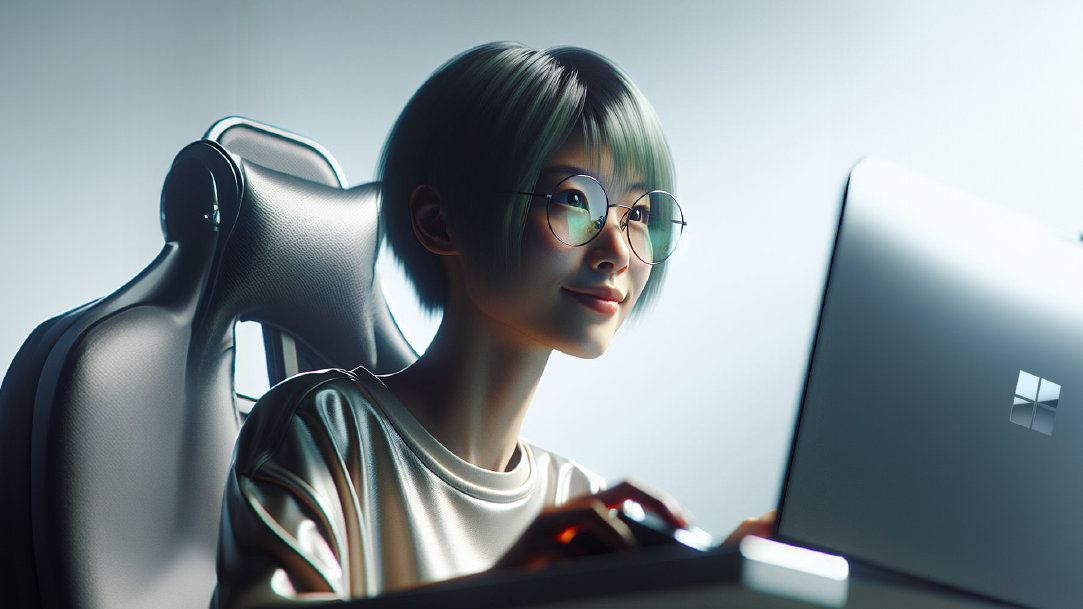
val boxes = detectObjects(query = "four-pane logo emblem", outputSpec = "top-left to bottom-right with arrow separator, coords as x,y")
1009,371 -> 1060,436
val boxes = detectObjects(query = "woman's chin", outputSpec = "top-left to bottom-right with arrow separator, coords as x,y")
556,337 -> 611,360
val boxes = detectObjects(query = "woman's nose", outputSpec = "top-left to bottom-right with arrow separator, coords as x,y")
587,207 -> 631,275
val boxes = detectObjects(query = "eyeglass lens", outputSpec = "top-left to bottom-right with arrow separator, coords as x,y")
546,175 -> 683,264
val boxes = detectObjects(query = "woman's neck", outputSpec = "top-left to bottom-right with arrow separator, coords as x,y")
382,299 -> 552,472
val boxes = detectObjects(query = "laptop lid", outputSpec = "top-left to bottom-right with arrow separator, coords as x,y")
776,157 -> 1083,609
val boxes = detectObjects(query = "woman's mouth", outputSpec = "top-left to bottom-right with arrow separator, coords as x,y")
562,287 -> 621,315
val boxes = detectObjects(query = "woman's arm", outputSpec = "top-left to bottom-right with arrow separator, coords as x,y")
214,469 -> 349,608
213,371 -> 367,609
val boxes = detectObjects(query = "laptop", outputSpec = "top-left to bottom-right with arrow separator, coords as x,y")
776,157 -> 1083,609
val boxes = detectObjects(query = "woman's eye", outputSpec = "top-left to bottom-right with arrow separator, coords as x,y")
628,206 -> 650,223
555,190 -> 590,210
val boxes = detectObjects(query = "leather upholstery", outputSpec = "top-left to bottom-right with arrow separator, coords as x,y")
0,118 -> 416,609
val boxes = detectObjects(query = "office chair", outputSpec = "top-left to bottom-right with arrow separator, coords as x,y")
0,117 -> 417,609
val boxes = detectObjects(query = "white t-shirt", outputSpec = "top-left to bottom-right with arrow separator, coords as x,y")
213,367 -> 604,608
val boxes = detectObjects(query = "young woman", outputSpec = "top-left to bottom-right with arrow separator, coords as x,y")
213,42 -> 770,608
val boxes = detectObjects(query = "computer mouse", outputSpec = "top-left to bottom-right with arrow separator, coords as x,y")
610,499 -> 714,552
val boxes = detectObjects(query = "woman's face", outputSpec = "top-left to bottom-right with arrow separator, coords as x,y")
459,136 -> 653,358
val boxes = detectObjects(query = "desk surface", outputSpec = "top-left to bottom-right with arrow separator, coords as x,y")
326,544 -> 1011,609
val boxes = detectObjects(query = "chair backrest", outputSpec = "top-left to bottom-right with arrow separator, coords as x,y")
0,117 -> 416,609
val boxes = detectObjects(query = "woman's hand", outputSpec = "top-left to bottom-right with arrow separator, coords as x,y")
495,480 -> 691,571
721,509 -> 777,545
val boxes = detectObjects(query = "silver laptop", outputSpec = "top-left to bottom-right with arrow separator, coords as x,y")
777,157 -> 1083,609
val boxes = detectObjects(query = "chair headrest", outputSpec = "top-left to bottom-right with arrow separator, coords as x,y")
198,163 -> 397,371
205,116 -> 347,188
179,117 -> 415,377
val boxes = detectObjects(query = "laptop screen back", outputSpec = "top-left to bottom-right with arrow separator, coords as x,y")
777,158 -> 1083,609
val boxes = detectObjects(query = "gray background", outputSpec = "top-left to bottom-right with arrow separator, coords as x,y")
2,0 -> 1081,538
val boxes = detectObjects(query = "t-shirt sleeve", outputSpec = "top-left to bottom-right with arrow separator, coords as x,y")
213,371 -> 370,609
529,445 -> 608,506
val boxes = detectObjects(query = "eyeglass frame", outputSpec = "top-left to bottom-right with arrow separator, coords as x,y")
517,173 -> 687,265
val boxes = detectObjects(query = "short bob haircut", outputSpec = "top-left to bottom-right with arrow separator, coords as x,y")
378,42 -> 675,316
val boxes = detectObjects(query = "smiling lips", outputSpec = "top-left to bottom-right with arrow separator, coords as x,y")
562,286 -> 623,315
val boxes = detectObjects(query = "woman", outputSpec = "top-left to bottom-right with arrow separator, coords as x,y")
213,42 -> 770,608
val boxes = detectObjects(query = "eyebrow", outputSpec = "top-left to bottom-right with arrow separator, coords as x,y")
539,164 -> 594,177
539,165 -> 649,193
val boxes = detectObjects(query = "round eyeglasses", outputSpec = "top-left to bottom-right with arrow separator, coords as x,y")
519,174 -> 686,265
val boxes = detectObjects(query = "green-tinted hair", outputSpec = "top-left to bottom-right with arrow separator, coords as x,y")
378,42 -> 675,315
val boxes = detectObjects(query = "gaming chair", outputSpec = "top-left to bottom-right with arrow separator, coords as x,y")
0,117 -> 416,609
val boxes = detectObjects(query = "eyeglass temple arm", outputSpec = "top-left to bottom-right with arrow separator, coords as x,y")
517,191 -> 551,199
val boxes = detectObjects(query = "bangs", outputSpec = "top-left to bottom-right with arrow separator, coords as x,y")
575,70 -> 676,316
580,93 -> 675,196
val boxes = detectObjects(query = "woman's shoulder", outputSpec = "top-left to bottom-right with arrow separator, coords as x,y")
243,367 -> 361,421
233,367 -> 379,474
262,367 -> 359,400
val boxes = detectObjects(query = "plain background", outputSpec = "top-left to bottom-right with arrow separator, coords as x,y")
2,0 -> 1082,538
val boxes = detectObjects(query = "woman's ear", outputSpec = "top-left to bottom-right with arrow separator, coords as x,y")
409,184 -> 457,255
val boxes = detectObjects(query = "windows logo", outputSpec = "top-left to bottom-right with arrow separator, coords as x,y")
1009,371 -> 1060,436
